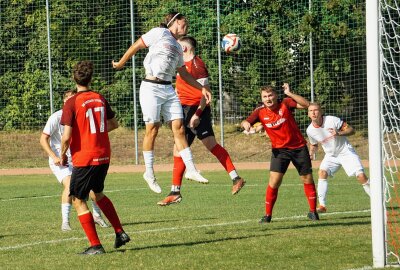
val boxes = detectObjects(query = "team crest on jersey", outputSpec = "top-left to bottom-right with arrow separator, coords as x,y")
279,109 -> 283,116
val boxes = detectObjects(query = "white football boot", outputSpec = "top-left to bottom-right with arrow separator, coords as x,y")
143,173 -> 162,193
184,170 -> 209,184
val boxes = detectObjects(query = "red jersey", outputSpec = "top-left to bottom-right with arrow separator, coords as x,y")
61,91 -> 115,166
176,55 -> 209,106
246,98 -> 307,149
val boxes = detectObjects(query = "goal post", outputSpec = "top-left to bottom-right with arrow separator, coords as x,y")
366,0 -> 386,267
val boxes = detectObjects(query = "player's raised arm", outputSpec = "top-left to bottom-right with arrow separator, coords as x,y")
282,83 -> 310,109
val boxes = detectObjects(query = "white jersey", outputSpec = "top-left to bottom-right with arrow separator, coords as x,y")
141,27 -> 184,82
306,115 -> 353,157
42,109 -> 72,162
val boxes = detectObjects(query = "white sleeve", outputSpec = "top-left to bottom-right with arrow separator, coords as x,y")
43,112 -> 59,136
141,28 -> 162,47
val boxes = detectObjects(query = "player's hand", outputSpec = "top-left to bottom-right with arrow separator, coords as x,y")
60,154 -> 68,167
112,60 -> 124,70
241,120 -> 251,132
328,128 -> 339,136
189,115 -> 200,129
282,83 -> 291,95
53,156 -> 62,166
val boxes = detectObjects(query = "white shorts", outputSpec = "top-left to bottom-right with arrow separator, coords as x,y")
139,80 -> 183,123
320,148 -> 364,177
49,158 -> 73,183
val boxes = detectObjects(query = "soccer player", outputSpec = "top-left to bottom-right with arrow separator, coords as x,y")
60,61 -> 130,255
157,36 -> 245,206
40,89 -> 109,231
112,11 -> 211,194
306,103 -> 371,213
241,84 -> 319,223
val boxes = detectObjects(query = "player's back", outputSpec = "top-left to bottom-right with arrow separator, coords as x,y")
62,91 -> 111,166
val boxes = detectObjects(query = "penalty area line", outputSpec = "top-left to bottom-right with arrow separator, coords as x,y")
0,209 -> 370,251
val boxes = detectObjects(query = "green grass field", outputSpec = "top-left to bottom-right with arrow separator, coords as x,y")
0,169 -> 374,270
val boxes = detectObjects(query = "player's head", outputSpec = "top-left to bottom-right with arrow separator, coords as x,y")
73,60 -> 93,87
63,89 -> 76,103
178,36 -> 197,54
161,12 -> 188,37
260,85 -> 278,109
308,102 -> 323,122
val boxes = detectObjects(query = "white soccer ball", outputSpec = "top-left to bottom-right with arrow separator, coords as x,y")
221,33 -> 241,53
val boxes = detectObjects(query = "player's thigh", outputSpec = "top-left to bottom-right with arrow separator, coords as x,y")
70,164 -> 109,200
139,81 -> 164,123
270,149 -> 291,174
49,160 -> 72,183
289,146 -> 313,176
161,86 -> 183,122
338,151 -> 364,177
320,156 -> 341,177
195,107 -> 215,141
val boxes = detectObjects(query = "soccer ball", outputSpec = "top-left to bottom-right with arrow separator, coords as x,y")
221,33 -> 241,53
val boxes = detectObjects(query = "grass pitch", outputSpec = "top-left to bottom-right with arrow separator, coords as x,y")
0,169 -> 373,269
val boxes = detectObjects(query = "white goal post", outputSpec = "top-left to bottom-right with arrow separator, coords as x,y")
368,0 -> 400,267
366,0 -> 386,268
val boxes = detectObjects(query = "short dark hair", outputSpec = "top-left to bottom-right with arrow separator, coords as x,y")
179,36 -> 197,49
63,89 -> 76,99
160,12 -> 185,28
260,85 -> 275,94
73,60 -> 93,86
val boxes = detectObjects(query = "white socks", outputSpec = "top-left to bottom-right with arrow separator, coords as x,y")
61,203 -> 71,224
143,151 -> 155,178
171,185 -> 181,193
179,147 -> 197,173
317,179 -> 328,207
229,170 -> 239,181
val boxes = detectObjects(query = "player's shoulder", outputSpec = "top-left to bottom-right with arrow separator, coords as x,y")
324,115 -> 342,123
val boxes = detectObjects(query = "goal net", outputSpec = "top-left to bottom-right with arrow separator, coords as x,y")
379,0 -> 400,266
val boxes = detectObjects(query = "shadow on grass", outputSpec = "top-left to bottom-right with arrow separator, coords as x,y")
122,217 -> 218,226
261,217 -> 371,231
109,233 -> 271,253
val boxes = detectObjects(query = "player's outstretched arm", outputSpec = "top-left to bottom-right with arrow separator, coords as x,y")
112,38 -> 146,70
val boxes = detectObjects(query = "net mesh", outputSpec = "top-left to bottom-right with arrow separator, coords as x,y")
0,0 -> 370,168
380,0 -> 400,265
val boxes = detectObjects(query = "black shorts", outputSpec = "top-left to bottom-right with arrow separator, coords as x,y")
270,146 -> 312,175
182,105 -> 215,145
69,163 -> 109,200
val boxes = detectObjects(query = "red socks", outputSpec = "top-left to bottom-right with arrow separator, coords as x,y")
265,185 -> 279,216
172,156 -> 186,187
211,144 -> 235,173
78,212 -> 101,247
96,196 -> 123,233
304,183 -> 317,212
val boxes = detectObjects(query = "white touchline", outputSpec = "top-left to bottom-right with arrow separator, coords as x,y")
0,209 -> 371,251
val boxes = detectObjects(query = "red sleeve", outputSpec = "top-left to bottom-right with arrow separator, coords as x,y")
60,97 -> 75,126
191,56 -> 209,79
245,107 -> 261,124
282,97 -> 297,108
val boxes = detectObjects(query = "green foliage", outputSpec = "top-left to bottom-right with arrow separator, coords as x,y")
1,0 -> 368,130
